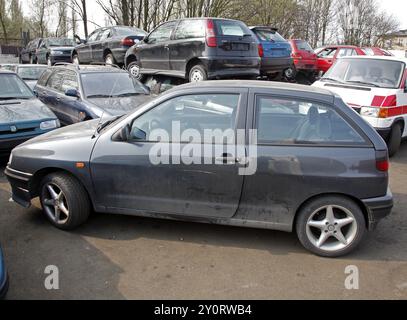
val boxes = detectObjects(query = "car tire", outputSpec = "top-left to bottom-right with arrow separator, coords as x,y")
105,53 -> 116,66
40,173 -> 91,230
29,55 -> 34,64
72,54 -> 80,65
284,66 -> 297,80
296,195 -> 366,257
127,61 -> 145,81
47,56 -> 52,67
189,64 -> 207,82
387,122 -> 402,157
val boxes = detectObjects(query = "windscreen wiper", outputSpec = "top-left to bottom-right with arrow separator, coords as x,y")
87,94 -> 113,98
320,77 -> 344,83
346,80 -> 380,87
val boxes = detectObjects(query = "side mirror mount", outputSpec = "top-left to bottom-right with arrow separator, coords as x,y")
65,88 -> 80,98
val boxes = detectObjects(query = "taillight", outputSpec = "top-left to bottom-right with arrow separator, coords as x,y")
206,19 -> 217,47
292,52 -> 302,59
376,159 -> 389,172
258,44 -> 264,57
121,37 -> 135,46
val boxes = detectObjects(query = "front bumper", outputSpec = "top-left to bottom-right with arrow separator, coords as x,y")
202,57 -> 260,79
50,54 -> 72,64
4,166 -> 33,208
362,188 -> 393,230
260,57 -> 293,74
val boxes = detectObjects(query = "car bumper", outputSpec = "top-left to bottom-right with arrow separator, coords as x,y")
362,188 -> 393,230
4,166 -> 33,208
50,54 -> 72,64
202,57 -> 261,79
260,57 -> 293,74
294,59 -> 317,71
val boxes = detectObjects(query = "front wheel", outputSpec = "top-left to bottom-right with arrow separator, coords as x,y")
189,64 -> 207,82
72,54 -> 80,65
47,56 -> 52,67
40,173 -> 90,230
105,53 -> 115,66
387,123 -> 402,157
296,196 -> 366,257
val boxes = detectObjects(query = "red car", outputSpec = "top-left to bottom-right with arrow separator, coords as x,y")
289,39 -> 317,76
315,45 -> 365,74
361,47 -> 393,56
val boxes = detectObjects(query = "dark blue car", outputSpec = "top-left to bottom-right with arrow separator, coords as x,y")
34,64 -> 152,126
0,244 -> 8,299
249,26 -> 294,79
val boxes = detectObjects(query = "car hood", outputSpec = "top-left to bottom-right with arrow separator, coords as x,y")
0,98 -> 56,124
87,95 -> 152,116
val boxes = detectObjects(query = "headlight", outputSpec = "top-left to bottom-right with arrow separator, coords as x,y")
360,107 -> 379,117
51,50 -> 64,55
40,120 -> 59,130
8,153 -> 13,165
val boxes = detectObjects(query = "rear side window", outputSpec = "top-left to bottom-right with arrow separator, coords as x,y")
255,96 -> 366,145
46,70 -> 65,92
215,20 -> 249,37
37,69 -> 53,86
174,20 -> 205,40
254,29 -> 286,42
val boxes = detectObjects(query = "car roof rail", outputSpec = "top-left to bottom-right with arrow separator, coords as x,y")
88,62 -> 122,70
53,62 -> 81,70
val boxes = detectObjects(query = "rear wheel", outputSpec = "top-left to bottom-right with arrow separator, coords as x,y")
296,196 -> 366,257
387,122 -> 402,157
47,55 -> 52,67
40,173 -> 90,230
189,64 -> 207,82
105,53 -> 115,66
127,60 -> 145,81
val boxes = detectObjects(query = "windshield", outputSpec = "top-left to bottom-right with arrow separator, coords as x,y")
0,74 -> 34,99
254,29 -> 286,42
48,38 -> 76,47
295,40 -> 313,51
17,66 -> 47,80
82,72 -> 147,99
323,58 -> 405,89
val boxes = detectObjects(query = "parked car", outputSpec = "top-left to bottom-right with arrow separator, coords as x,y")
0,70 -> 59,155
72,26 -> 147,66
34,64 -> 152,126
125,18 -> 260,82
36,38 -> 76,66
315,45 -> 365,74
289,39 -> 318,78
313,56 -> 407,156
0,64 -> 17,72
0,244 -> 7,299
14,64 -> 48,90
19,38 -> 43,64
6,80 -> 393,257
361,47 -> 393,56
249,26 -> 293,79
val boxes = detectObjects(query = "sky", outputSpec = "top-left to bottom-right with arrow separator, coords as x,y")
22,0 -> 407,37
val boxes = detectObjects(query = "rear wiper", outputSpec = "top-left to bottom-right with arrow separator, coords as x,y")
345,80 -> 380,87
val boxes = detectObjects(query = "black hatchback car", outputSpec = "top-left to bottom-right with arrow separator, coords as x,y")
20,38 -> 43,64
72,26 -> 147,66
34,64 -> 151,125
125,18 -> 261,82
6,81 -> 393,257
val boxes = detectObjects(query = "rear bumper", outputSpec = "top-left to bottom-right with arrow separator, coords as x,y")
202,57 -> 260,79
4,166 -> 33,208
50,54 -> 72,64
362,188 -> 393,230
294,59 -> 317,71
260,57 -> 293,74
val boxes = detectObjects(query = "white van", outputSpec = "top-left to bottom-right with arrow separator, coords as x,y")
313,56 -> 407,156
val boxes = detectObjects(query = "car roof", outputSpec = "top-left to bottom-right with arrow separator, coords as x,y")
52,64 -> 127,73
339,55 -> 407,65
17,64 -> 47,67
172,80 -> 335,97
0,70 -> 16,74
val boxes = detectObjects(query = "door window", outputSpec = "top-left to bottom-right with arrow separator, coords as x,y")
147,21 -> 177,43
255,96 -> 366,145
88,30 -> 100,42
174,20 -> 205,40
46,70 -> 65,92
98,28 -> 111,41
131,94 -> 240,143
318,48 -> 336,58
61,71 -> 79,92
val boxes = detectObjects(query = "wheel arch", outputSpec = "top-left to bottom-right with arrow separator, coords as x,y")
393,117 -> 405,133
125,54 -> 137,68
293,193 -> 370,231
103,48 -> 112,59
185,57 -> 203,78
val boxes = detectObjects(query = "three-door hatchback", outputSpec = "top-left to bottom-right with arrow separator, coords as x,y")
6,81 -> 393,257
125,18 -> 260,82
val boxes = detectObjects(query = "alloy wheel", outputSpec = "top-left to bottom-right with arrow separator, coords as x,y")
129,64 -> 141,78
305,205 -> 358,252
105,55 -> 113,65
190,69 -> 204,82
42,183 -> 70,225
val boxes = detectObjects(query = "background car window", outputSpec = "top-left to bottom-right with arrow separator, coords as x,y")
61,71 -> 79,92
174,20 -> 205,40
17,67 -> 47,80
148,21 -> 177,43
256,96 -> 365,145
98,29 -> 111,41
254,29 -> 286,42
88,30 -> 100,42
46,70 -> 65,92
37,69 -> 53,86
338,48 -> 354,57
216,20 -> 247,37
0,74 -> 33,99
131,94 -> 240,143
318,48 -> 336,57
295,40 -> 313,51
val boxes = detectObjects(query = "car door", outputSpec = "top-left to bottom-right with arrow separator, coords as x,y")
170,19 -> 206,75
78,30 -> 100,63
91,28 -> 111,62
239,90 -> 374,227
90,89 -> 248,218
139,21 -> 178,71
317,47 -> 337,73
36,40 -> 47,64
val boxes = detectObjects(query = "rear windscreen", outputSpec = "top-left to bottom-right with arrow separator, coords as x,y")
295,40 -> 313,51
254,29 -> 286,42
215,20 -> 250,37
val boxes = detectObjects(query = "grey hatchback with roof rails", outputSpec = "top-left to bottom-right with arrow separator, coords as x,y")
5,81 -> 393,257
